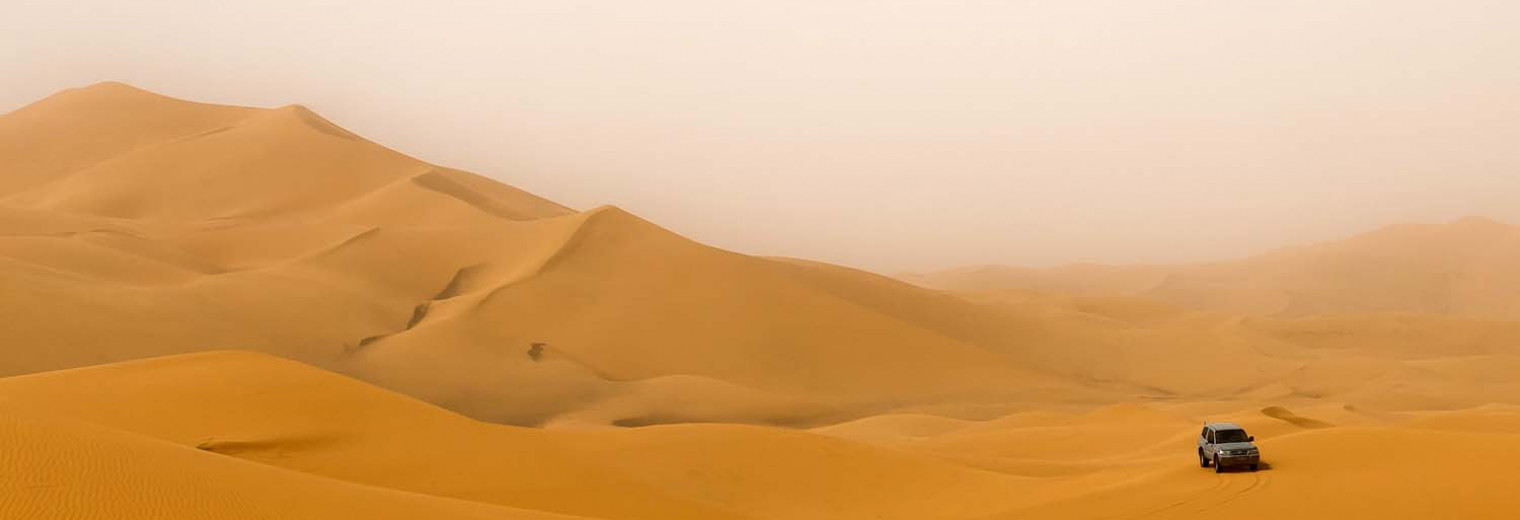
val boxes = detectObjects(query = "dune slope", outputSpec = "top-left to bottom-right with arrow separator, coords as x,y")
0,83 -> 1112,425
0,407 -> 574,520
0,351 -> 1069,520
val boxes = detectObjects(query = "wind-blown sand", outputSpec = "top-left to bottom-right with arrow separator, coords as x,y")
3,83 -> 1519,518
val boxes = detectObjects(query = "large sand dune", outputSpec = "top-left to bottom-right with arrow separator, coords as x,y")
4,83 -> 1520,518
0,83 -> 1100,426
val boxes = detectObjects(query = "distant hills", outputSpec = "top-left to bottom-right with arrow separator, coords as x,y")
906,216 -> 1520,319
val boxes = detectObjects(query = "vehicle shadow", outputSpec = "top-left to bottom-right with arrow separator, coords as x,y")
1216,461 -> 1273,473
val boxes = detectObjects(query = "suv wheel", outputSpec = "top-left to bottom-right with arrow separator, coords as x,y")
1199,451 -> 1210,467
1213,455 -> 1223,473
1250,464 -> 1258,472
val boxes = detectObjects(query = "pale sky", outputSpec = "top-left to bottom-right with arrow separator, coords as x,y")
4,1 -> 1518,273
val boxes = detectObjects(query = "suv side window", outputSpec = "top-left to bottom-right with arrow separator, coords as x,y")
1206,428 -> 1215,444
1200,427 -> 1209,440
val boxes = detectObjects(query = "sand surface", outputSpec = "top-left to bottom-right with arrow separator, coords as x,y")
3,83 -> 1518,518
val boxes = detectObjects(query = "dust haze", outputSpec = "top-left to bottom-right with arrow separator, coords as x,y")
5,1 -> 1519,272
7,2 -> 1520,518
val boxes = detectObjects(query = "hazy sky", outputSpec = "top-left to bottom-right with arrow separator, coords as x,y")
4,1 -> 1519,272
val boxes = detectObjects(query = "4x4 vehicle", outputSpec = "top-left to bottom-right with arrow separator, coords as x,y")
1198,422 -> 1259,472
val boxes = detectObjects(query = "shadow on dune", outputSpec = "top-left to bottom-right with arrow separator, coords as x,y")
1214,461 -> 1273,473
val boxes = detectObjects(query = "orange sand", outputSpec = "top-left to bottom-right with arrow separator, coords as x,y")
3,83 -> 1518,519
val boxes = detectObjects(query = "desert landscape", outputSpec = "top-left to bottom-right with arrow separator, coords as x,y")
2,82 -> 1519,518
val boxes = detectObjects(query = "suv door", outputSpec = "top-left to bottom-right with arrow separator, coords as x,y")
1203,428 -> 1216,457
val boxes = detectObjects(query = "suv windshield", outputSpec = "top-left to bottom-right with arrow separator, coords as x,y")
1215,429 -> 1249,443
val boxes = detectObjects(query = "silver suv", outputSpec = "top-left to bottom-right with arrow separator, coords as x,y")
1198,422 -> 1260,472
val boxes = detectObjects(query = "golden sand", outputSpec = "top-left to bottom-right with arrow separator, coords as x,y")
3,83 -> 1518,519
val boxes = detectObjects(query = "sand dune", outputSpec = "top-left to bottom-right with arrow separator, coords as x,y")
0,352 -> 751,520
0,406 -> 574,520
7,83 -> 1519,424
4,82 -> 1520,519
988,425 -> 1520,520
910,216 -> 1520,319
0,351 -> 1077,520
9,352 -> 1517,519
0,83 -> 1099,425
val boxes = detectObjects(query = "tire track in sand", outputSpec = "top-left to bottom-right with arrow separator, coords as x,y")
1199,470 -> 1264,512
1117,472 -> 1230,519
1125,467 -> 1265,519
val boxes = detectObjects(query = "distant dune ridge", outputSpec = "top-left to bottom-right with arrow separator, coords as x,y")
5,83 -> 1520,519
906,215 -> 1520,318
